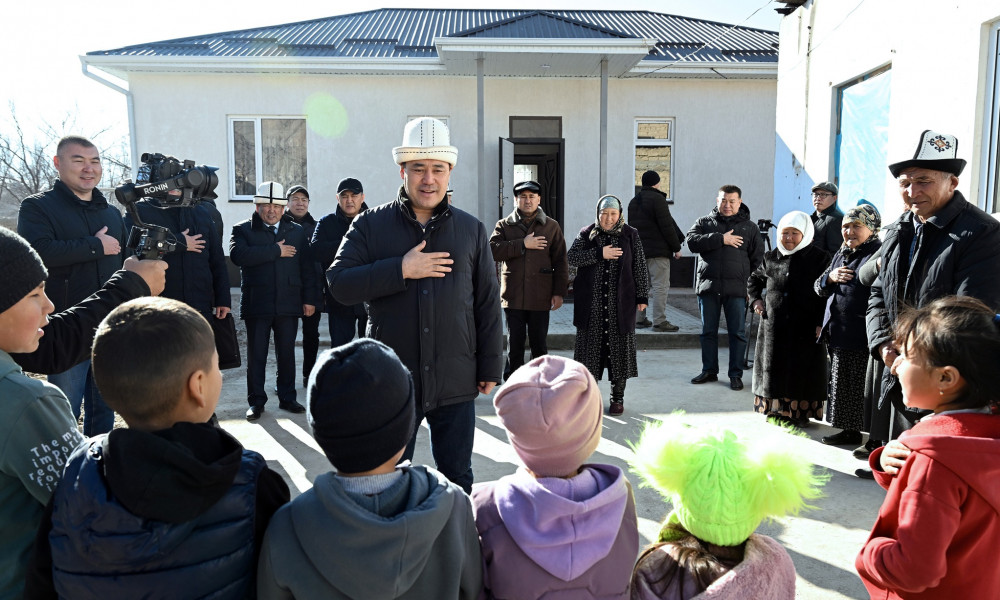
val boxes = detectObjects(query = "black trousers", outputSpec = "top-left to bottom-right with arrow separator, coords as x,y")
246,316 -> 298,407
504,308 -> 550,379
328,308 -> 367,348
300,310 -> 322,381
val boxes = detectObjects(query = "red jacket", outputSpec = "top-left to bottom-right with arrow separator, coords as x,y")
856,412 -> 1000,599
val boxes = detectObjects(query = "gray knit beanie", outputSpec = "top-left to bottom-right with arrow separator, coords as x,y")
0,226 -> 47,314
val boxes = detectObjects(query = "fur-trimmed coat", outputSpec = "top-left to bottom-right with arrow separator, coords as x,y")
747,245 -> 830,401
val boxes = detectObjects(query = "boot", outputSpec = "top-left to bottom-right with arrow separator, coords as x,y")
609,379 -> 626,415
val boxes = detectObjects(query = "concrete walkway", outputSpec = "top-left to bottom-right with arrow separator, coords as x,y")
219,299 -> 879,600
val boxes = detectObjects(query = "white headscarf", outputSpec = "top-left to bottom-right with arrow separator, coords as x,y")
776,211 -> 814,256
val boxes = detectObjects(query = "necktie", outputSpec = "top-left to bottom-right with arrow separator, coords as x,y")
269,225 -> 277,236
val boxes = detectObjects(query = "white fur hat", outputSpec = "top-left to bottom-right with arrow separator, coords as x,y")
393,118 -> 458,167
254,181 -> 287,205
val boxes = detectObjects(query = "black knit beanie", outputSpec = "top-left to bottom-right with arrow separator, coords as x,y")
641,170 -> 660,187
0,226 -> 47,314
307,339 -> 416,473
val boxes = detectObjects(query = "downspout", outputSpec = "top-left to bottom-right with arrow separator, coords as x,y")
80,57 -> 137,176
477,56 -> 487,222
600,58 -> 608,195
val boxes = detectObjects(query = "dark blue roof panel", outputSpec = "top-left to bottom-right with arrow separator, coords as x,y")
88,9 -> 777,64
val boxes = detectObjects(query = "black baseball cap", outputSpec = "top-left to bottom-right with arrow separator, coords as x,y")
286,184 -> 309,199
337,178 -> 363,194
513,180 -> 541,195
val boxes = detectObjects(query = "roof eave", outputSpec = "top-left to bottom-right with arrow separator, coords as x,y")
631,59 -> 778,79
80,55 -> 448,79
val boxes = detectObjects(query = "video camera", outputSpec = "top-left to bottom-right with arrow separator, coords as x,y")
114,153 -> 219,259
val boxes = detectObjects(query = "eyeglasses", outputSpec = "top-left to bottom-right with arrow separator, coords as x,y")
812,192 -> 833,198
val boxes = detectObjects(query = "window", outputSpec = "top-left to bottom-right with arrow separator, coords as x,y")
981,21 -> 1000,212
509,117 -> 561,139
228,117 -> 307,200
634,119 -> 674,199
834,66 -> 891,214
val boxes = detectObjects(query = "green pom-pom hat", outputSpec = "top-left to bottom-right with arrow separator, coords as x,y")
629,414 -> 827,547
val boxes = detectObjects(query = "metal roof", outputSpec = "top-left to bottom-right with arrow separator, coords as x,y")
87,9 -> 777,65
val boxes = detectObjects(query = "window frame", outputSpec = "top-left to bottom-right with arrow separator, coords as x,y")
979,20 -> 1000,213
227,116 -> 307,201
634,118 -> 675,201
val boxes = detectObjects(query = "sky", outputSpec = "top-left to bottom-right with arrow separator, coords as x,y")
3,0 -> 782,153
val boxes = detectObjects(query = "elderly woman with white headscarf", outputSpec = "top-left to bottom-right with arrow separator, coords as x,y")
747,211 -> 832,427
567,194 -> 650,416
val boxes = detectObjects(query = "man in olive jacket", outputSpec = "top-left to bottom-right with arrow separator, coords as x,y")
328,118 -> 503,493
490,180 -> 569,379
686,184 -> 763,391
628,170 -> 683,332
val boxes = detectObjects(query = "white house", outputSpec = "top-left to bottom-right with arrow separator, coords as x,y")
772,0 -> 1000,221
82,8 -> 780,279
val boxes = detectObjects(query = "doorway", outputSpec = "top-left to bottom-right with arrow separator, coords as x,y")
498,117 -> 565,224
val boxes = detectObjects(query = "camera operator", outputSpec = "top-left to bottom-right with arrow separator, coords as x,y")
121,191 -> 231,324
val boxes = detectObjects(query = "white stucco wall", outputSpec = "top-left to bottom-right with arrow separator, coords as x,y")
774,0 -> 1000,220
125,70 -> 775,251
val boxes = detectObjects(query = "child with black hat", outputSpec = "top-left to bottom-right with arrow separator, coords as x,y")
0,226 -> 84,598
257,338 -> 483,599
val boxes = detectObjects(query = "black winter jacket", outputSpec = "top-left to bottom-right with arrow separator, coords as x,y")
26,423 -> 290,600
312,204 -> 369,311
811,204 -> 845,255
867,192 -> 1000,419
290,211 -> 324,311
123,200 -> 230,316
17,180 -> 126,312
328,188 -> 503,411
627,187 -> 683,258
816,238 -> 881,351
686,204 -> 763,297
747,245 -> 831,401
11,270 -> 150,374
230,212 -> 319,319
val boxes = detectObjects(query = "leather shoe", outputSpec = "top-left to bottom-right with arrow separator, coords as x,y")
730,377 -> 744,391
246,405 -> 264,421
609,401 -> 624,416
279,400 -> 307,414
853,438 -> 881,460
821,429 -> 863,446
855,468 -> 875,480
636,318 -> 652,328
653,321 -> 680,332
691,372 -> 718,384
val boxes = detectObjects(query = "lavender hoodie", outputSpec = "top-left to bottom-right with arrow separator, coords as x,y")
472,463 -> 638,599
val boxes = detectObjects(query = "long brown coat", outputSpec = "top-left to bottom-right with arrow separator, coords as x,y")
490,208 -> 569,312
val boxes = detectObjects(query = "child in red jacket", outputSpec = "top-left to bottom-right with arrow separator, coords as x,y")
857,295 -> 1000,599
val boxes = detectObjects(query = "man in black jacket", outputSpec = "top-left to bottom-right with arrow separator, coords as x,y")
230,182 -> 318,421
627,170 -> 683,332
810,181 -> 845,254
17,136 -> 125,436
311,178 -> 369,350
328,118 -> 503,493
867,130 -> 1000,447
686,185 -> 763,391
285,184 -> 323,386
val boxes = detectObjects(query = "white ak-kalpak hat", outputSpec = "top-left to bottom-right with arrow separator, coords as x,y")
254,181 -> 287,205
393,117 -> 458,167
